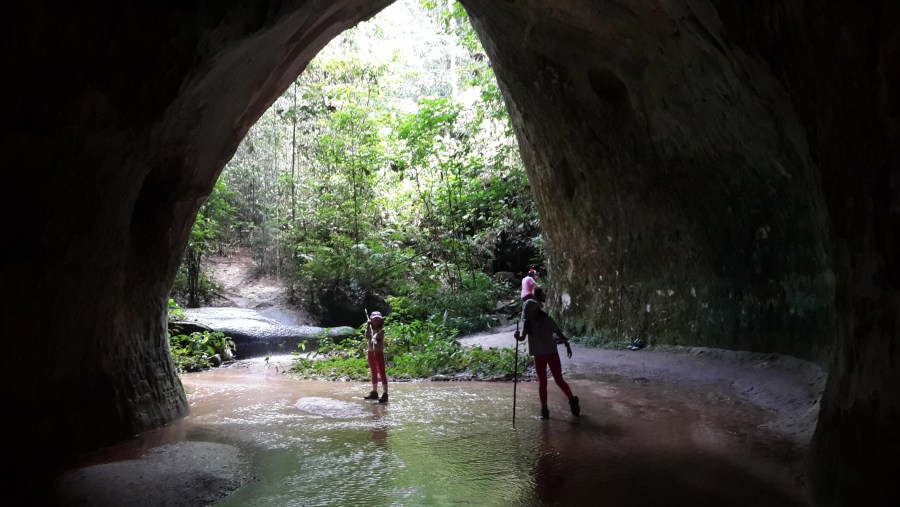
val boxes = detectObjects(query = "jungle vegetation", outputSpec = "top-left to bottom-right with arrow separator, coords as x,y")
170,0 -> 541,378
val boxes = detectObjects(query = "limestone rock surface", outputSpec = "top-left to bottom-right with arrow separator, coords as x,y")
461,1 -> 898,504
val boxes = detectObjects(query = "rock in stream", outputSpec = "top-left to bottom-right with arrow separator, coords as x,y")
175,307 -> 356,358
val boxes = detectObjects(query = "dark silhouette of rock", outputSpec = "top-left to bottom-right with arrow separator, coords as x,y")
1,0 -> 395,491
461,2 -> 899,504
1,1 -> 897,504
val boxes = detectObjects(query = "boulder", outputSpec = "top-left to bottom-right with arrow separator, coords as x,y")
182,308 -> 357,358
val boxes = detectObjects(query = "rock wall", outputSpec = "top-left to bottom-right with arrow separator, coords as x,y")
1,0 -> 897,504
463,0 -> 835,361
461,0 -> 898,504
1,0 -> 391,479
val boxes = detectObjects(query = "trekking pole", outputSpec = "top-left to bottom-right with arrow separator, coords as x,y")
513,316 -> 519,428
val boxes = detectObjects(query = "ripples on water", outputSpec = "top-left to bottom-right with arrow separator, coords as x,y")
193,374 -> 543,507
62,357 -> 808,506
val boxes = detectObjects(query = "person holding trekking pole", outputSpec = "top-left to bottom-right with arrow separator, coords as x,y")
512,314 -> 520,427
514,287 -> 580,420
363,310 -> 389,403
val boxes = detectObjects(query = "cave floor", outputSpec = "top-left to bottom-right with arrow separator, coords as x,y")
49,331 -> 824,506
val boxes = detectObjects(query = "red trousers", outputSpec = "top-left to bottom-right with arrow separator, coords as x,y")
533,353 -> 573,408
367,350 -> 387,388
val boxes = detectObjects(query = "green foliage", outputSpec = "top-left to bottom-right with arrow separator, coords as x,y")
168,330 -> 236,373
291,317 -> 530,380
312,328 -> 368,359
387,271 -> 499,334
419,0 -> 481,55
569,332 -> 620,349
170,267 -> 222,306
458,345 -> 525,378
291,325 -> 369,379
420,0 -> 507,116
177,0 -> 543,332
167,298 -> 185,323
167,299 -> 236,373
170,179 -> 236,306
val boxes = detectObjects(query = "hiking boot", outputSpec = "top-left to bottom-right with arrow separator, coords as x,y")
363,390 -> 379,400
540,408 -> 550,420
569,396 -> 580,416
379,392 -> 389,403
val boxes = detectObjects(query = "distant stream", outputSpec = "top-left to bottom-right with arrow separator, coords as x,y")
179,307 -> 356,357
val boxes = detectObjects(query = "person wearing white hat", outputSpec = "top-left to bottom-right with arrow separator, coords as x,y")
363,311 -> 389,403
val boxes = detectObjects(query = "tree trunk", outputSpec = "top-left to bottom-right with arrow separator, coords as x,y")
187,248 -> 200,308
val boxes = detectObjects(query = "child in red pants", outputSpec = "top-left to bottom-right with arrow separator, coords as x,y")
363,311 -> 389,403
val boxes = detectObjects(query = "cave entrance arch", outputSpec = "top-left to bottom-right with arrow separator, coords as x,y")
184,1 -> 538,328
4,1 -> 897,504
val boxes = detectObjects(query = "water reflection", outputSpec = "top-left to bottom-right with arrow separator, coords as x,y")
369,403 -> 388,449
57,357 -> 808,506
534,423 -> 566,505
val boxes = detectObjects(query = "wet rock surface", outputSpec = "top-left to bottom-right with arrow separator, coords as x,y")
51,442 -> 249,507
176,251 -> 358,357
177,307 -> 355,358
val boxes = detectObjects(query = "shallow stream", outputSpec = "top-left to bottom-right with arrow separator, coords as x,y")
57,356 -> 808,506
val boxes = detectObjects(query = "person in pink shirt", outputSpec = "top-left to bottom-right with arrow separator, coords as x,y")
521,268 -> 539,301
